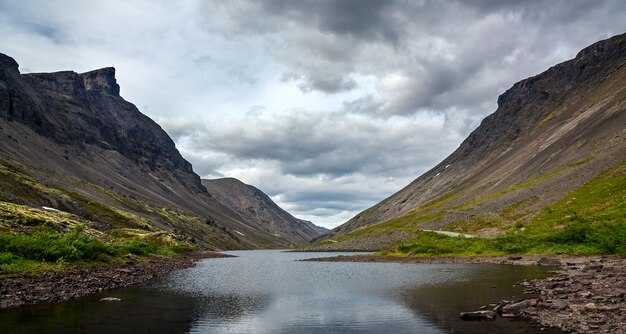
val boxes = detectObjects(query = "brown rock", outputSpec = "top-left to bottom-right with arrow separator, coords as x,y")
584,303 -> 598,313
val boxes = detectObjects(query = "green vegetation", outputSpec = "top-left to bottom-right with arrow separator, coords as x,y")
0,200 -> 197,274
392,161 -> 626,256
0,225 -> 114,268
0,225 -> 196,273
310,158 -> 599,251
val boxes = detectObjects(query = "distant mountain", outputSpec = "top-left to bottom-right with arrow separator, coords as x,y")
0,53 -> 311,249
314,225 -> 330,233
313,33 -> 626,250
202,178 -> 323,244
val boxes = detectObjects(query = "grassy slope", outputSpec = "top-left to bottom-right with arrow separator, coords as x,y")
310,160 -> 625,256
0,159 -> 229,274
392,160 -> 626,256
0,201 -> 196,274
0,158 -> 250,252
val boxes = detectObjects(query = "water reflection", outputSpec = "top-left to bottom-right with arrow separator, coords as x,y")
193,293 -> 273,323
396,266 -> 562,334
0,250 -> 562,334
0,289 -> 197,334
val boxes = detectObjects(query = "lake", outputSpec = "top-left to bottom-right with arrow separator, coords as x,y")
0,250 -> 561,333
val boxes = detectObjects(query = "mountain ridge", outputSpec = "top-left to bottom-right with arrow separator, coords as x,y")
0,53 -> 314,249
202,177 -> 323,244
313,32 -> 626,250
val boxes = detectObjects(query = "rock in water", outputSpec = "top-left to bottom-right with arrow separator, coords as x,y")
459,310 -> 497,320
502,300 -> 530,315
537,258 -> 562,266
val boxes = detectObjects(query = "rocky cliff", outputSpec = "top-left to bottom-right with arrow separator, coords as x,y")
0,53 -> 308,249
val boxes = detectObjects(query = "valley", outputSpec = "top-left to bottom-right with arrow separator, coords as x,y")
0,6 -> 624,333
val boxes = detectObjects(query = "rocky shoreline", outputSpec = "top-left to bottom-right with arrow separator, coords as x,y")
0,252 -> 234,310
303,254 -> 626,333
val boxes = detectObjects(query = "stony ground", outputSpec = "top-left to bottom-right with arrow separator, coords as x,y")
0,252 -> 234,310
515,256 -> 625,333
303,254 -> 626,334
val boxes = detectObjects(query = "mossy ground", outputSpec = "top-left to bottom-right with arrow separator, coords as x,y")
391,161 -> 626,256
0,165 -> 198,275
0,221 -> 196,274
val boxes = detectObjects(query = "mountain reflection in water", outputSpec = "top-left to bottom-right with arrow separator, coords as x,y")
0,250 -> 562,334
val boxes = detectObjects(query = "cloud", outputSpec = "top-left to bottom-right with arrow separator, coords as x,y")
163,110 -> 456,177
201,0 -> 626,115
159,110 -> 458,227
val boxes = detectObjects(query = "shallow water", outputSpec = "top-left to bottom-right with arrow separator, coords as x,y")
0,250 -> 562,333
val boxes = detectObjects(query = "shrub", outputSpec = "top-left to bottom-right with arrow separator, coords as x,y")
120,238 -> 159,255
0,226 -> 115,263
549,221 -> 626,255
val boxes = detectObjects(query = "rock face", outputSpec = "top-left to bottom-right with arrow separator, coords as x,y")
202,178 -> 323,244
0,53 -> 313,249
318,32 -> 626,246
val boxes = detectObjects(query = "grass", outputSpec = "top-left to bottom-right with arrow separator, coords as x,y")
317,158 -> 598,250
390,160 -> 626,256
0,224 -> 197,274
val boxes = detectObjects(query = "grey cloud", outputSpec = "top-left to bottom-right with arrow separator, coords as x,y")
342,96 -> 385,116
205,0 -> 626,112
173,111 -> 457,179
205,0 -> 403,44
296,73 -> 357,94
281,70 -> 357,94
228,66 -> 257,85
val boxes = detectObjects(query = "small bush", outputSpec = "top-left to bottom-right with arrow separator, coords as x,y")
120,238 -> 158,255
168,241 -> 195,254
0,252 -> 17,264
493,234 -> 534,253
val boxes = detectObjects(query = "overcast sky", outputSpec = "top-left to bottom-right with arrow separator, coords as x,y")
1,1 -> 625,228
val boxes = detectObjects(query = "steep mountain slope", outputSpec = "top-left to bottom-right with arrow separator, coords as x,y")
202,178 -> 323,244
0,53 -> 299,249
314,33 -> 626,250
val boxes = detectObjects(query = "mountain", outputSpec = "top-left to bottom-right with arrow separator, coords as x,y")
313,33 -> 626,250
0,53 -> 307,249
202,178 -> 323,244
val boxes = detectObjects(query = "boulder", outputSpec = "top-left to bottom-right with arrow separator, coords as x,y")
583,302 -> 597,313
502,300 -> 530,314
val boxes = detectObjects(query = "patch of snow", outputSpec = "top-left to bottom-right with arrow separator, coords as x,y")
445,164 -> 451,169
41,206 -> 60,212
235,230 -> 245,236
433,172 -> 441,178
